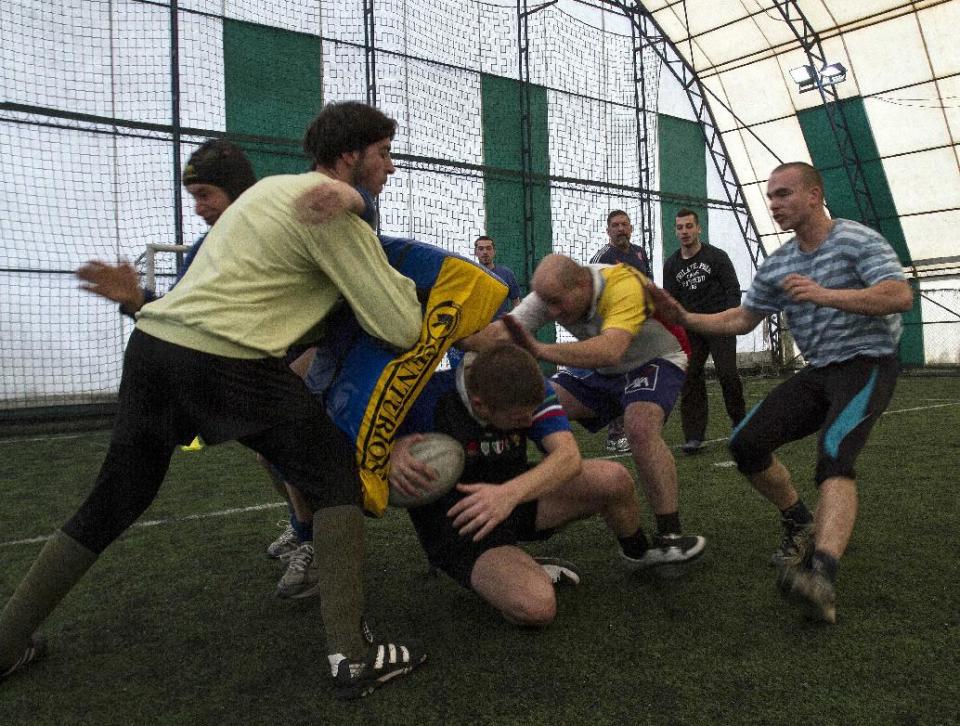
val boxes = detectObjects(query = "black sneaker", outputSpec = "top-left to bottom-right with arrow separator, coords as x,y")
333,641 -> 427,700
622,533 -> 706,570
777,565 -> 837,624
680,439 -> 703,455
0,635 -> 46,683
534,557 -> 581,586
770,520 -> 815,567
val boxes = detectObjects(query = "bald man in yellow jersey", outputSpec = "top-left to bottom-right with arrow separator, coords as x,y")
472,254 -> 705,570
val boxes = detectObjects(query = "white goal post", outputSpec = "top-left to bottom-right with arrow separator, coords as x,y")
138,243 -> 190,293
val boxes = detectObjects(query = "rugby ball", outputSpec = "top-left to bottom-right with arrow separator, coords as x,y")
389,433 -> 465,509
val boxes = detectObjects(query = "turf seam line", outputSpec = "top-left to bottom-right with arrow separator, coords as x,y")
0,501 -> 286,548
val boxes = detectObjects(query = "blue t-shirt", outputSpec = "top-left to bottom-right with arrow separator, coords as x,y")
743,219 -> 906,367
488,263 -> 522,319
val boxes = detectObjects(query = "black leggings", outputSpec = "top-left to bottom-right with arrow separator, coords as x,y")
728,355 -> 899,485
63,330 -> 361,554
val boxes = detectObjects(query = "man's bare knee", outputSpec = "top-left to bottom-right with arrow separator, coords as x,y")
503,586 -> 557,627
470,549 -> 558,627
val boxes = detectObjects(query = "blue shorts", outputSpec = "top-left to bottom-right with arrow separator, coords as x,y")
552,358 -> 686,433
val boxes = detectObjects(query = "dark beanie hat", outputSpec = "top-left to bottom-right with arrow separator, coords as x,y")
182,139 -> 257,201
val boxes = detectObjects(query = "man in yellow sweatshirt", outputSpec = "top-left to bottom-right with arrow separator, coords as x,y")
0,102 -> 426,700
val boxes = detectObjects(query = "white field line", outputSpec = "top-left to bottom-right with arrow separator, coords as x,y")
3,400 -> 959,546
1,502 -> 285,548
884,401 -> 960,414
600,399 -> 960,462
0,432 -> 104,446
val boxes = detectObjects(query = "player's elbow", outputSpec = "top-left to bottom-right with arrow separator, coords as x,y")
556,442 -> 582,481
399,323 -> 422,350
868,281 -> 914,315
727,307 -> 761,335
891,284 -> 915,313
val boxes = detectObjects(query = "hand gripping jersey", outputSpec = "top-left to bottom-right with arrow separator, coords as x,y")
510,263 -> 689,375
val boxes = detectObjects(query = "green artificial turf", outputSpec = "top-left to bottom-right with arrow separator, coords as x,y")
1,374 -> 958,725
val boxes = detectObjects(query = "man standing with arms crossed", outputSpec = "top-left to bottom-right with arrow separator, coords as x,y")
646,162 -> 913,623
663,208 -> 745,454
591,210 -> 652,453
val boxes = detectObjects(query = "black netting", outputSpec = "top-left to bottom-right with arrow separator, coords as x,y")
1,0 -> 776,413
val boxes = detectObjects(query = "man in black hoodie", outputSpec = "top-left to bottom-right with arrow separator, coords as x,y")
663,208 -> 745,453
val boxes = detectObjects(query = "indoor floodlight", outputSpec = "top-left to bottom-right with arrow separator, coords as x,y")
789,62 -> 847,93
789,65 -> 817,85
819,63 -> 847,84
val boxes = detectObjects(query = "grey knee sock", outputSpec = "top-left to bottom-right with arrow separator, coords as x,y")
311,505 -> 366,660
0,530 -> 97,669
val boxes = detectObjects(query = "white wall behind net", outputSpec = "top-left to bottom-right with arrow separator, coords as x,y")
1,0 -> 771,410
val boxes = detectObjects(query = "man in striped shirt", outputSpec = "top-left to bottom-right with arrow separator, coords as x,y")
645,162 -> 913,623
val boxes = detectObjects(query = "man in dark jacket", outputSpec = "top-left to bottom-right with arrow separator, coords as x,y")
663,208 -> 745,453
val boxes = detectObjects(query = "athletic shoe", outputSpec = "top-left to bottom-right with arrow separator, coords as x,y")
605,436 -> 630,454
534,556 -> 581,586
777,566 -> 837,624
266,522 -> 300,560
0,635 -> 46,683
770,520 -> 815,567
680,439 -> 703,454
621,532 -> 706,570
333,641 -> 427,700
275,543 -> 319,599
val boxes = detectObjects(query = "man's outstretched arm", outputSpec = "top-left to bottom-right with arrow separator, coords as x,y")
781,275 -> 913,315
643,279 -> 764,336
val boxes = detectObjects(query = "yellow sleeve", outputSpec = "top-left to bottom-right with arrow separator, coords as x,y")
596,265 -> 650,336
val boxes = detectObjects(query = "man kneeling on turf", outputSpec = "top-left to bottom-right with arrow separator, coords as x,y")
389,343 -> 650,626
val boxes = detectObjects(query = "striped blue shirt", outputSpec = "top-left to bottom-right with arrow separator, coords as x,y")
744,219 -> 906,367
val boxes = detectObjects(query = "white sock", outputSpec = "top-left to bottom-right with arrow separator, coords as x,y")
328,653 -> 347,677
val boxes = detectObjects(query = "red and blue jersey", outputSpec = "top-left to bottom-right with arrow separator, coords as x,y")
399,362 -> 570,483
